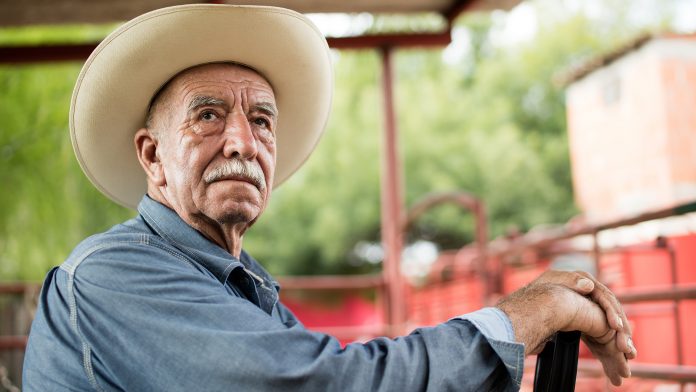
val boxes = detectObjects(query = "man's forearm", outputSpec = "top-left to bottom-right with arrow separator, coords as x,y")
496,283 -> 559,355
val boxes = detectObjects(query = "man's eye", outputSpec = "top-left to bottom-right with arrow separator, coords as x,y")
253,117 -> 270,128
200,111 -> 218,121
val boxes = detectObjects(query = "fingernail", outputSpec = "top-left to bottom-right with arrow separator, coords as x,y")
577,278 -> 593,290
627,337 -> 636,353
616,316 -> 624,329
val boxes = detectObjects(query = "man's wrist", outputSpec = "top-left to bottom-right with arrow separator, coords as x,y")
453,307 -> 516,343
496,283 -> 561,355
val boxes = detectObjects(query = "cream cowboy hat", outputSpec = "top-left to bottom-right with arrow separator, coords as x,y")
70,4 -> 333,209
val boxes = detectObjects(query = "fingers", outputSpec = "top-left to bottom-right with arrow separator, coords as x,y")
561,293 -> 610,338
590,328 -> 615,345
573,271 -> 624,328
572,295 -> 633,386
600,350 -> 629,386
580,274 -> 637,359
626,337 -> 638,360
533,270 -> 595,295
587,284 -> 625,332
616,331 -> 638,359
583,335 -> 632,386
579,272 -> 634,355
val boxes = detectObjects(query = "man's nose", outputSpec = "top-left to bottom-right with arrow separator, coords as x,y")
222,111 -> 258,160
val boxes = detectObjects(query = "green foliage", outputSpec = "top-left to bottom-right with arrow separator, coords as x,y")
0,63 -> 132,280
243,51 -> 384,275
0,1 -> 681,279
0,24 -> 116,45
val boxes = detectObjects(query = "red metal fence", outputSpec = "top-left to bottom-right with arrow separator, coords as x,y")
3,201 -> 696,390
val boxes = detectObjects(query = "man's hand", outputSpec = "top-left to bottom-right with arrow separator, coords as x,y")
531,270 -> 636,358
531,270 -> 638,374
496,271 -> 636,386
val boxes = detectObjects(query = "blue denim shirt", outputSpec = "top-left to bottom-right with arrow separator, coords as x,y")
24,196 -> 524,391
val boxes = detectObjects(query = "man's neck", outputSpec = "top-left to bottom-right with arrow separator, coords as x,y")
147,191 -> 246,258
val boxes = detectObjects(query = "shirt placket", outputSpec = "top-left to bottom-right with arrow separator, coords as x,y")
227,267 -> 261,308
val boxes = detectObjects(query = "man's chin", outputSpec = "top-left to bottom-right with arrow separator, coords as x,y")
216,211 -> 256,226
209,200 -> 264,225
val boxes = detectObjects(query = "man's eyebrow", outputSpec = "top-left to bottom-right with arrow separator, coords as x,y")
253,102 -> 278,118
187,95 -> 225,112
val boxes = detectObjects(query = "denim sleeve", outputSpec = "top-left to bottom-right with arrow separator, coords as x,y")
63,245 -> 524,392
455,308 -> 525,387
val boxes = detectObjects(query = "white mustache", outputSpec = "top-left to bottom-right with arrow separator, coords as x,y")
204,159 -> 266,191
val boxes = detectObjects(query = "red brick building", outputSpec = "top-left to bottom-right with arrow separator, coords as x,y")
565,34 -> 696,223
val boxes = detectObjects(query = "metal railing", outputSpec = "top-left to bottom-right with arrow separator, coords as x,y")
487,200 -> 696,388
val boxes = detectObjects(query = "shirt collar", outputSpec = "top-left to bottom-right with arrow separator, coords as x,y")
137,195 -> 243,284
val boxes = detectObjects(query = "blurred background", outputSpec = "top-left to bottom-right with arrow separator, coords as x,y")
2,0 -> 696,390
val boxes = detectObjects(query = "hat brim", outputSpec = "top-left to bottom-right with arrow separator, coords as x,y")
70,4 -> 333,209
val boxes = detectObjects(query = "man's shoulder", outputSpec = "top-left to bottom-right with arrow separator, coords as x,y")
61,215 -> 190,275
67,215 -> 153,256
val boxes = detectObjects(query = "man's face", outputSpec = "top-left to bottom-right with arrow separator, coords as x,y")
148,63 -> 277,228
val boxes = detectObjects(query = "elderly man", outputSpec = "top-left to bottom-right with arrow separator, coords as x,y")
23,4 -> 635,391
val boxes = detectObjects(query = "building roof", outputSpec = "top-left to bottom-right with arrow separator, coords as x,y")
557,32 -> 696,86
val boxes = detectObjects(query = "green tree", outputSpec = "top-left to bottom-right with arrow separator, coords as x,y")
0,62 -> 133,280
243,51 -> 384,275
0,0 -> 682,280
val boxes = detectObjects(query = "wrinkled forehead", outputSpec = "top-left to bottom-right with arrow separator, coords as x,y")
148,62 -> 274,110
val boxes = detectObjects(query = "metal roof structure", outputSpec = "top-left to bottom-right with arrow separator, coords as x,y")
0,0 -> 520,62
0,0 -> 519,27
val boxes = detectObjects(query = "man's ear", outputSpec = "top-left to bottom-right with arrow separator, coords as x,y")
134,128 -> 166,186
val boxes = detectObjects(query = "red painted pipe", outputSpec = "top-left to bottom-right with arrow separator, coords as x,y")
379,46 -> 406,334
278,275 -> 384,290
0,336 -> 27,350
615,284 -> 696,303
0,283 -> 39,295
578,360 -> 696,383
0,32 -> 452,65
490,200 -> 696,258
